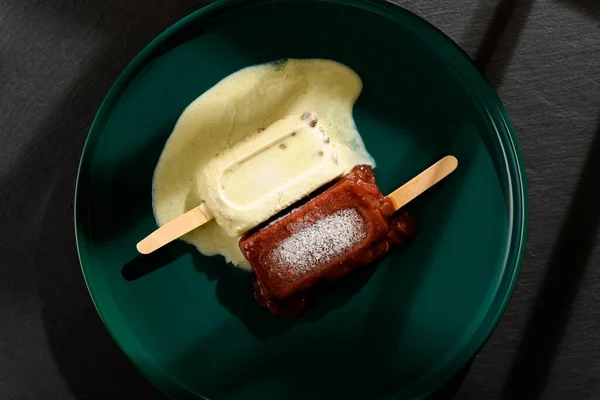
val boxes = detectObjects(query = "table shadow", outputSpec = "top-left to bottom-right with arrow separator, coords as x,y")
0,1 -> 215,399
556,0 -> 600,20
500,117 -> 600,399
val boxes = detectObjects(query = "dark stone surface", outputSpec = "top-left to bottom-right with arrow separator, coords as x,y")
0,0 -> 598,399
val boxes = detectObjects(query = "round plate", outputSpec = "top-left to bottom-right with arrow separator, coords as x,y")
75,0 -> 527,399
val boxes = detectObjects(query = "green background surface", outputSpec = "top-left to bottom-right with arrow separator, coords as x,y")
75,0 -> 526,398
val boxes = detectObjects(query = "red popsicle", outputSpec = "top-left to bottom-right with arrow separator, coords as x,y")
240,157 -> 457,316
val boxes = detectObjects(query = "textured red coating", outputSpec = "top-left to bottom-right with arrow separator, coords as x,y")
240,165 -> 416,316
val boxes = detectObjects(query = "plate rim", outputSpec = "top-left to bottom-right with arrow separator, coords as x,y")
74,0 -> 528,398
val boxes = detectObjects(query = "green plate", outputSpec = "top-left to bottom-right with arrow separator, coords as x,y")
75,0 -> 527,398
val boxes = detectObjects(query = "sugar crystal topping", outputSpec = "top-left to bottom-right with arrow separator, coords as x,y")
270,208 -> 367,276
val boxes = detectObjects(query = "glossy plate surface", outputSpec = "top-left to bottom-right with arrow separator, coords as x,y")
75,0 -> 527,398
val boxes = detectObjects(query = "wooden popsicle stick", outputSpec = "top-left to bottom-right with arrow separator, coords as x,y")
136,206 -> 212,254
137,156 -> 457,255
387,156 -> 458,211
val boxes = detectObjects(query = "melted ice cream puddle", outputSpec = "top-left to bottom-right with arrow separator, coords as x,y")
152,59 -> 374,270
